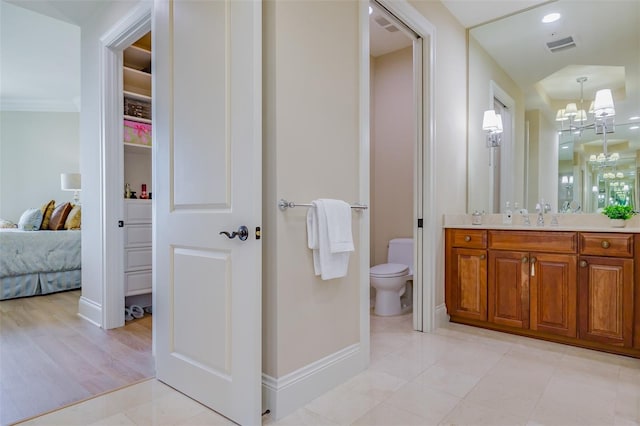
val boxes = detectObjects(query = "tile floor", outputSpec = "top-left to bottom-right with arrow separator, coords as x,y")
17,315 -> 640,425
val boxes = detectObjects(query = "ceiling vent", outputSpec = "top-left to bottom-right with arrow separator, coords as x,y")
546,36 -> 577,53
374,15 -> 400,33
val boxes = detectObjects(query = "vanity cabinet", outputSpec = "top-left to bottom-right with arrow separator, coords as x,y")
445,229 -> 487,321
445,228 -> 639,358
487,231 -> 577,337
578,233 -> 634,347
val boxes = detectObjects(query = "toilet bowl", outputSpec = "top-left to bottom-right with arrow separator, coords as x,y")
370,238 -> 413,316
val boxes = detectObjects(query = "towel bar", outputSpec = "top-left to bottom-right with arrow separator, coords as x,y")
278,198 -> 368,211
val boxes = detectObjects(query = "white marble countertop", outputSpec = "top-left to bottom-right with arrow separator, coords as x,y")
443,213 -> 640,233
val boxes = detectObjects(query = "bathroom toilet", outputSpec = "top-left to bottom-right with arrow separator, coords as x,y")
370,238 -> 413,316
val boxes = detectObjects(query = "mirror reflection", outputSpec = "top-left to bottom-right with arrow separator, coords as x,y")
467,0 -> 640,214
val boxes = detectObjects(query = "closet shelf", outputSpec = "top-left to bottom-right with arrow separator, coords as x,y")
123,90 -> 151,102
124,115 -> 152,124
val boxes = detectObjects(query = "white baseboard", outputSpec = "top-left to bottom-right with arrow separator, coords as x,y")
435,303 -> 449,329
262,343 -> 366,420
78,296 -> 102,327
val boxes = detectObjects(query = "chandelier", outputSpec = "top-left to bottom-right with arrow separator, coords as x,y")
556,76 -> 616,153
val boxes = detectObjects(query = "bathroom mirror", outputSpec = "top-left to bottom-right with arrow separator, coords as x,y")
467,0 -> 640,214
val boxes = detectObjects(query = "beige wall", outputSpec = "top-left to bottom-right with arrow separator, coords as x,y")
370,47 -> 414,267
263,0 -> 361,378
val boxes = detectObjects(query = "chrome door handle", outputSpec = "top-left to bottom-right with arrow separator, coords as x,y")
219,225 -> 249,241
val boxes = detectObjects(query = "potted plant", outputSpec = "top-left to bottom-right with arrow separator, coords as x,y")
602,205 -> 636,227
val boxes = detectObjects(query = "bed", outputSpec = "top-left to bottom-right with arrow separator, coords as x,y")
0,229 -> 81,300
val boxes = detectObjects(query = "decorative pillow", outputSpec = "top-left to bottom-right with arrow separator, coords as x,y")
40,199 -> 56,230
48,202 -> 73,230
18,208 -> 44,231
64,205 -> 81,230
0,219 -> 17,228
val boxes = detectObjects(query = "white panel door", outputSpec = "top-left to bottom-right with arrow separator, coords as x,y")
153,1 -> 262,425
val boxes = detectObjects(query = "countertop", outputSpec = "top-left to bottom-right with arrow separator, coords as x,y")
443,213 -> 640,233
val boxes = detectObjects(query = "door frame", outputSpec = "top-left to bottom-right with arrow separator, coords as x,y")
369,0 -> 437,332
100,4 -> 152,330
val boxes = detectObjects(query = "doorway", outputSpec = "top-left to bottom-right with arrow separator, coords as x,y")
363,0 -> 438,332
101,5 -> 152,330
368,1 -> 426,332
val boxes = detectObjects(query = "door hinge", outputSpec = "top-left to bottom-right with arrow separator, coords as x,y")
417,218 -> 423,228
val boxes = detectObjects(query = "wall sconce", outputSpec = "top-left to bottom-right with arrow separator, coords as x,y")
482,109 -> 503,147
61,173 -> 81,204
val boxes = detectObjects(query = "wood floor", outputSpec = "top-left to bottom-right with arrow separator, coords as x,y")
0,290 -> 154,425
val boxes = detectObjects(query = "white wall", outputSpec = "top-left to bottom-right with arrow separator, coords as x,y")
371,47 -> 414,267
0,111 -> 79,221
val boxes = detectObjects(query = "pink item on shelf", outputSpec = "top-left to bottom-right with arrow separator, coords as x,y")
124,120 -> 152,146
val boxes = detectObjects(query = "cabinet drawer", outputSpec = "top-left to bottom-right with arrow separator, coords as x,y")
125,247 -> 152,271
449,229 -> 487,249
489,230 -> 577,253
579,233 -> 633,257
125,224 -> 152,247
124,200 -> 152,223
125,270 -> 152,296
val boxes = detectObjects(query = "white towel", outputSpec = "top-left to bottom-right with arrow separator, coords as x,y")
306,199 -> 354,280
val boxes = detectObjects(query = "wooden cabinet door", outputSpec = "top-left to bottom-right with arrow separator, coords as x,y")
578,256 -> 633,347
530,253 -> 577,337
488,250 -> 529,329
448,248 -> 487,321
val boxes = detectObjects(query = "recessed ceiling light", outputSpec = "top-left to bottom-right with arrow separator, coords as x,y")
542,13 -> 561,23
561,146 -> 569,149
630,116 -> 640,120
630,125 -> 639,130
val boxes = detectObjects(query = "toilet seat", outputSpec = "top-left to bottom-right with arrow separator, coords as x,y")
370,263 -> 409,278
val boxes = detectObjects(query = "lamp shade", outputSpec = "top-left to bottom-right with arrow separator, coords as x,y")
575,109 -> 587,122
61,173 -> 81,191
594,89 -> 615,117
564,103 -> 578,117
482,110 -> 499,131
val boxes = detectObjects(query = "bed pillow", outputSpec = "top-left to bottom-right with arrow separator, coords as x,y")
40,199 -> 56,230
64,204 -> 81,230
48,202 -> 73,230
18,208 -> 44,231
0,218 -> 17,228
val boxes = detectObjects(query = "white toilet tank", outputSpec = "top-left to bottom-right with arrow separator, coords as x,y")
387,238 -> 413,270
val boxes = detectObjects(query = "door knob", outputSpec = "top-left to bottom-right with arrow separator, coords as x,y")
219,225 -> 249,241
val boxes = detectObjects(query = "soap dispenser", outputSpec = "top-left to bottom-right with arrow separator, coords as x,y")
503,201 -> 513,225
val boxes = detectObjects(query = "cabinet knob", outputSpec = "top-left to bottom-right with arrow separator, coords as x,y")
479,254 -> 486,260
522,257 -> 528,264
601,241 -> 610,249
530,257 -> 537,264
580,260 -> 588,268
464,235 -> 471,242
